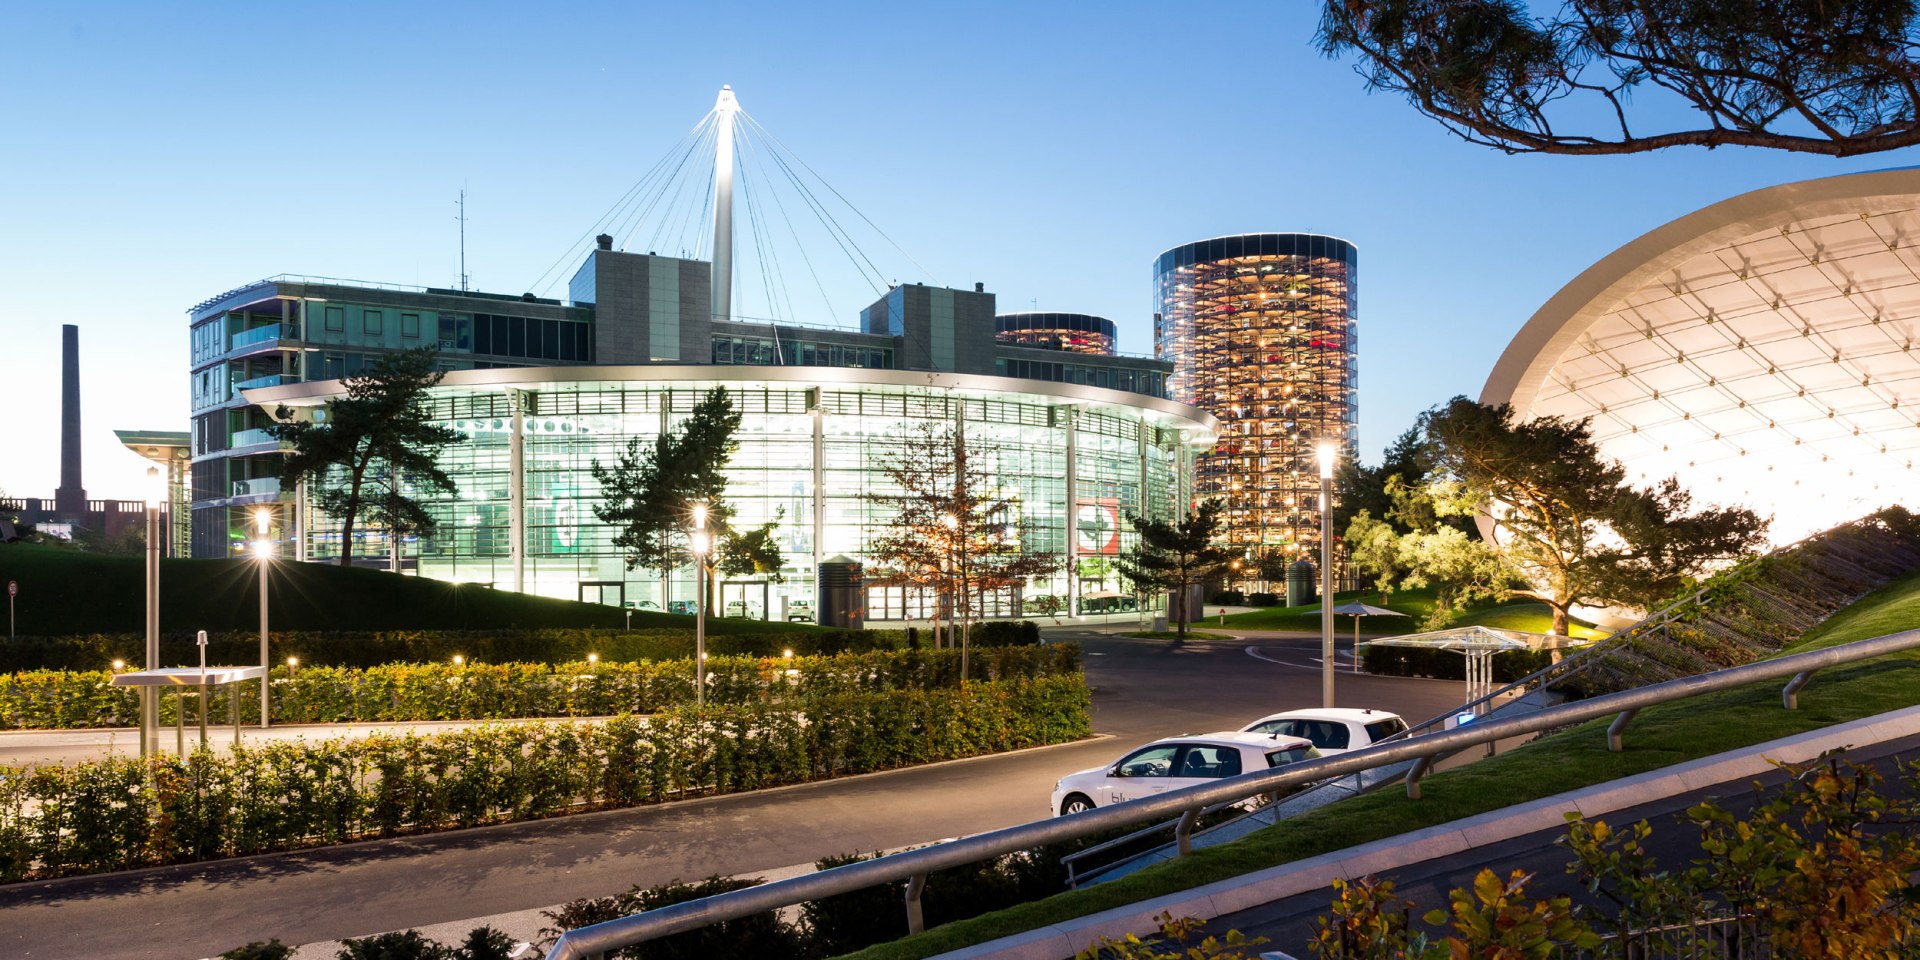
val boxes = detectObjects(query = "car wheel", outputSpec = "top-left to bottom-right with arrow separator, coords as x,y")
1060,794 -> 1095,816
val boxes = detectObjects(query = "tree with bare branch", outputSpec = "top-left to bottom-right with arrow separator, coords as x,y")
1319,0 -> 1920,157
865,422 -> 1059,677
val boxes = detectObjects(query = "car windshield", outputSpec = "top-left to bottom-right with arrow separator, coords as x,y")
1115,744 -> 1178,778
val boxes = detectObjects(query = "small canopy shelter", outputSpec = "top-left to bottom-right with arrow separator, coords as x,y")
1361,626 -> 1576,713
1330,602 -> 1408,671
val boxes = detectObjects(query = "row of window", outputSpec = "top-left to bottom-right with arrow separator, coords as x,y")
710,335 -> 893,369
472,313 -> 592,362
994,358 -> 1168,398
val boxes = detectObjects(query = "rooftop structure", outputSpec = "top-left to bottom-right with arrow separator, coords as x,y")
994,312 -> 1118,356
1484,168 -> 1920,542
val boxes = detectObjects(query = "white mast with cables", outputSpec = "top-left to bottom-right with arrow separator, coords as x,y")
711,85 -> 738,324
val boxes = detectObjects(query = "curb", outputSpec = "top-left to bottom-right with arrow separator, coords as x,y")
928,705 -> 1920,960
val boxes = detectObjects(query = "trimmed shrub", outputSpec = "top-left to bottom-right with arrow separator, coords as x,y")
971,620 -> 1040,647
1361,645 -> 1552,682
0,645 -> 1081,730
219,943 -> 295,960
540,876 -> 804,960
1208,590 -> 1247,606
0,676 -> 1092,882
1247,592 -> 1280,607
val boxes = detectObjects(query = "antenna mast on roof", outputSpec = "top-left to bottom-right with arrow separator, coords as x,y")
457,188 -> 471,292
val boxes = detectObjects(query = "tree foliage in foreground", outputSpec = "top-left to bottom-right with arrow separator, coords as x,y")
271,347 -> 464,566
1319,0 -> 1920,157
865,423 -> 1059,658
1114,500 -> 1237,639
592,388 -> 786,604
1421,397 -> 1767,634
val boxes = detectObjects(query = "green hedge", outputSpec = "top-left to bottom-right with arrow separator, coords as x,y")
0,626 -> 892,673
0,675 -> 1092,881
1361,644 -> 1552,682
0,622 -> 1047,672
0,646 -> 1082,730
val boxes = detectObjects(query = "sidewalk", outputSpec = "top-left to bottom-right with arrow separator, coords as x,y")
0,716 -> 606,767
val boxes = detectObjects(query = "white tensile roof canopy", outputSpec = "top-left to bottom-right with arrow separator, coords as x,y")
1484,169 -> 1920,543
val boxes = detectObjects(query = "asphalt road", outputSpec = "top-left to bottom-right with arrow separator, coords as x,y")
0,629 -> 1464,960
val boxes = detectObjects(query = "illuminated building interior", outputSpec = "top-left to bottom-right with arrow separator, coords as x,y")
1485,168 -> 1920,544
1154,234 -> 1359,553
994,312 -> 1117,355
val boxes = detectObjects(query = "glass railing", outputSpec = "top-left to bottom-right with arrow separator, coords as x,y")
229,324 -> 284,350
232,374 -> 286,396
231,477 -> 281,498
229,427 -> 280,447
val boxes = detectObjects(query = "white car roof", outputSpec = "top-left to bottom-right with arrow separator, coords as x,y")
1143,731 -> 1315,751
1244,707 -> 1403,726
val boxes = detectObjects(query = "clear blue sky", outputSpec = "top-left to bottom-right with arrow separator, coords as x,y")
2,1 -> 1910,502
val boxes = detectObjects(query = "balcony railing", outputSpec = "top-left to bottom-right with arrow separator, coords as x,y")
229,324 -> 286,351
230,477 -> 281,499
233,373 -> 287,394
228,427 -> 282,448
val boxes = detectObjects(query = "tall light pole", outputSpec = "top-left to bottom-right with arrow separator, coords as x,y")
142,466 -> 161,757
1317,441 -> 1336,708
253,507 -> 273,728
691,502 -> 709,707
941,513 -> 963,679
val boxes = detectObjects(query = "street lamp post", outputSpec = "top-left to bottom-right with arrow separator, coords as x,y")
253,508 -> 273,728
142,466 -> 161,757
941,513 -> 965,680
691,502 -> 709,707
1317,441 -> 1336,709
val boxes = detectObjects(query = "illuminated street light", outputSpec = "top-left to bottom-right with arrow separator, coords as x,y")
692,499 -> 711,706
1316,441 -> 1337,708
253,507 -> 273,729
141,466 -> 162,756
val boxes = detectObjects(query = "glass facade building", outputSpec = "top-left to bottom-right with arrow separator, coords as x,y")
249,367 -> 1213,621
1152,234 -> 1358,555
994,312 -> 1118,355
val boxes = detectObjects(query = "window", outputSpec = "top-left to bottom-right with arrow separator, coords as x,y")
401,313 -> 420,339
324,306 -> 345,332
508,317 -> 525,355
1114,744 -> 1177,778
363,310 -> 383,336
1265,746 -> 1317,767
1173,745 -> 1242,779
1256,719 -> 1349,749
1364,718 -> 1408,743
445,316 -> 463,350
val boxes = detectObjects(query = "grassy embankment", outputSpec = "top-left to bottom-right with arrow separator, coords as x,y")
1218,586 -> 1605,640
0,542 -> 813,637
839,570 -> 1920,960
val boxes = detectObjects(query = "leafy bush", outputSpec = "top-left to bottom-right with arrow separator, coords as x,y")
1208,590 -> 1247,606
0,645 -> 1081,729
336,929 -> 451,960
540,876 -> 805,960
1246,592 -> 1279,607
0,676 -> 1091,881
1361,645 -> 1550,683
218,942 -> 295,960
971,620 -> 1040,647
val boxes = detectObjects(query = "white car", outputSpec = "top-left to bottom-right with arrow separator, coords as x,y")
1238,708 -> 1408,756
1050,731 -> 1319,816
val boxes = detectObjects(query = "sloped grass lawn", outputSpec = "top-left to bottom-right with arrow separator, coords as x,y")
0,542 -> 816,636
1220,588 -> 1600,639
839,570 -> 1920,960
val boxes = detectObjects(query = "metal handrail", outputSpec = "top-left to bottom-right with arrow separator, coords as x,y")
542,626 -> 1920,960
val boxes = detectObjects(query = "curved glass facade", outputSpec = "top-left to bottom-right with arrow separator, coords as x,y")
260,367 -> 1214,621
994,312 -> 1118,355
1153,233 -> 1358,554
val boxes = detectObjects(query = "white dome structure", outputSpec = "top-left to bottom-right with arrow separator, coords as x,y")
1484,169 -> 1920,543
